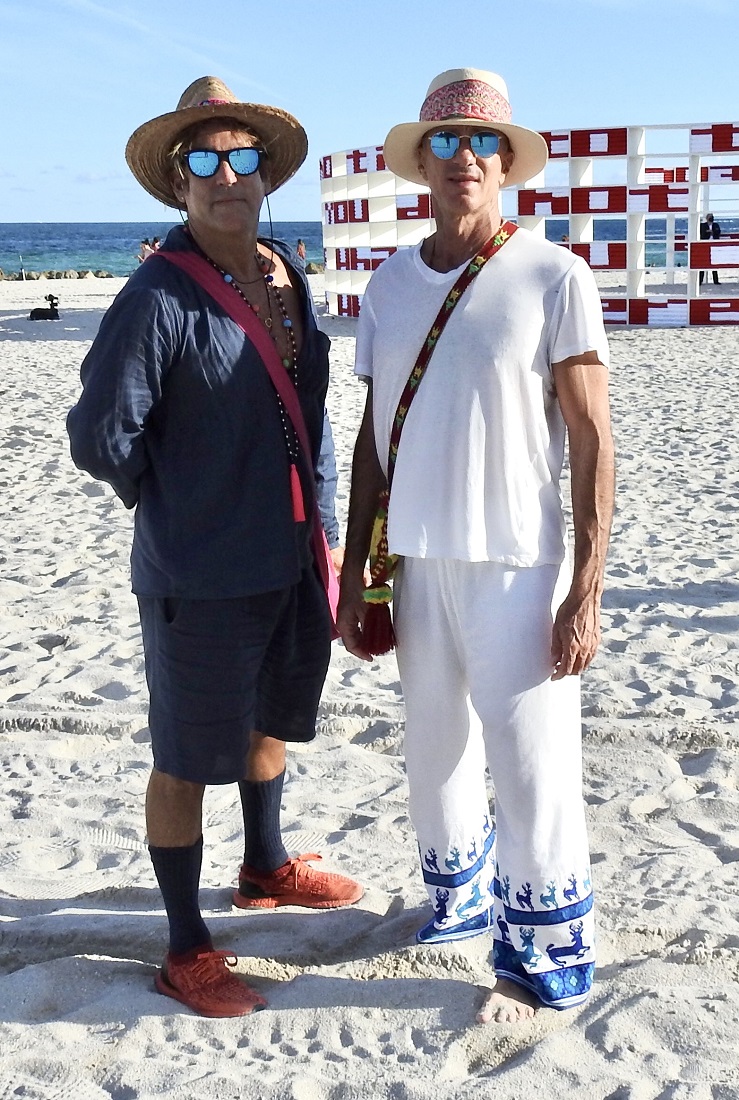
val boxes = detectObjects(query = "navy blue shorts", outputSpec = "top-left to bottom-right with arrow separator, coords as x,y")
137,568 -> 331,784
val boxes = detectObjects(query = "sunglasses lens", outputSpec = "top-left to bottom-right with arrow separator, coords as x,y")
186,151 -> 220,177
228,148 -> 261,175
428,132 -> 501,160
184,148 -> 261,178
470,133 -> 500,158
429,132 -> 459,160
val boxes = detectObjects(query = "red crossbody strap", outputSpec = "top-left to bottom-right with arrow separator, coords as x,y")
155,249 -> 334,605
157,250 -> 314,459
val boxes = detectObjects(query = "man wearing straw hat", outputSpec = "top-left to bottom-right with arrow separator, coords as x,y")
339,68 -> 614,1024
67,77 -> 362,1018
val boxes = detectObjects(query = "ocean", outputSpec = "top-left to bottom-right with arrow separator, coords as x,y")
2,218 -> 737,278
545,216 -> 739,266
0,222 -> 326,278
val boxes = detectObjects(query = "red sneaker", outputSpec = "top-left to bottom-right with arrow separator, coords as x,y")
155,947 -> 266,1018
233,852 -> 364,910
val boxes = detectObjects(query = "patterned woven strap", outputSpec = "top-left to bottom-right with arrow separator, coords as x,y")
365,221 -> 518,594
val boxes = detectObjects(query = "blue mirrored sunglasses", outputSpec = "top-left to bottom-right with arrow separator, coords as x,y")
183,147 -> 263,178
428,131 -> 501,160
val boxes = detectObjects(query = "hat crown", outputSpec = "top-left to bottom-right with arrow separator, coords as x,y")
420,68 -> 512,126
176,76 -> 239,112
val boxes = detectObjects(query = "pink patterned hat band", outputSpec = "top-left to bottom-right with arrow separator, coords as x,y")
419,79 -> 512,125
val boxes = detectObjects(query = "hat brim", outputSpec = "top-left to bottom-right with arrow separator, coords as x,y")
382,120 -> 548,188
125,102 -> 308,209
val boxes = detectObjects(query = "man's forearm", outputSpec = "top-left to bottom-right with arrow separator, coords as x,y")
549,357 -> 613,678
552,357 -> 615,600
342,395 -> 386,580
66,405 -> 146,510
337,390 -> 386,660
568,422 -> 615,597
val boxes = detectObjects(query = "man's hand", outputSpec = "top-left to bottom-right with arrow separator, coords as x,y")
329,545 -> 345,576
330,545 -> 372,586
551,588 -> 602,680
337,574 -> 374,662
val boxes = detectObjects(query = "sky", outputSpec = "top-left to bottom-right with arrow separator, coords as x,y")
1,0 -> 737,223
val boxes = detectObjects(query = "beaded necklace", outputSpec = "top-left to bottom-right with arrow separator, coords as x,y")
187,231 -> 305,520
205,251 -> 297,370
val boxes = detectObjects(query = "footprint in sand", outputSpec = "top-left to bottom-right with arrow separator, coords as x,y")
0,1068 -> 110,1100
80,482 -> 106,498
92,681 -> 133,701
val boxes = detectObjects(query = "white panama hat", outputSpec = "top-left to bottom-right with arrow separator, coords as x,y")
382,67 -> 548,188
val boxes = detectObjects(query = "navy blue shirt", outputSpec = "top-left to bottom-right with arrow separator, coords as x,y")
67,227 -> 332,598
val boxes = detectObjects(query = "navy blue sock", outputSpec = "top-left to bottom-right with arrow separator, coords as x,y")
149,836 -> 211,956
239,772 -> 289,873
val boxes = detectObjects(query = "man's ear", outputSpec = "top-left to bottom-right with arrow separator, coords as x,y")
500,148 -> 515,182
416,138 -> 428,180
171,173 -> 187,205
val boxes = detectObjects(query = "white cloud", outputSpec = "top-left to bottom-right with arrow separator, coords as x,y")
74,170 -> 129,184
57,0 -> 153,35
55,0 -> 275,96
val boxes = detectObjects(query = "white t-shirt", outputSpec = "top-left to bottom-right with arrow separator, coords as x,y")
354,227 -> 609,567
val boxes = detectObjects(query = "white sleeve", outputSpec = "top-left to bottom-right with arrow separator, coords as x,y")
353,290 -> 378,380
548,256 -> 610,368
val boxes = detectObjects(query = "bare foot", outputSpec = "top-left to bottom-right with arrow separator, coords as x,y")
476,979 -> 538,1024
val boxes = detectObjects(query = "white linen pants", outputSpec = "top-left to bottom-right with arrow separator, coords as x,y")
393,557 -> 594,1009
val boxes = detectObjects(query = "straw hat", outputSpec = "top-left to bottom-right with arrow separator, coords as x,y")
382,68 -> 548,189
125,76 -> 308,208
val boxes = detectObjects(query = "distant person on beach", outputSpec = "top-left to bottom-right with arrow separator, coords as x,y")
339,67 -> 614,1024
67,75 -> 362,1020
699,212 -> 721,285
296,238 -> 307,261
137,238 -> 155,263
152,236 -> 161,251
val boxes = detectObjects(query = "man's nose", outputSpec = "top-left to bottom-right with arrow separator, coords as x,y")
451,137 -> 476,163
215,157 -> 238,183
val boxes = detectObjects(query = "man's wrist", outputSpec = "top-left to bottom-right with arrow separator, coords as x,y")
339,558 -> 368,583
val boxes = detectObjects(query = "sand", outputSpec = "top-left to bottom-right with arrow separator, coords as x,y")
1,275 -> 739,1098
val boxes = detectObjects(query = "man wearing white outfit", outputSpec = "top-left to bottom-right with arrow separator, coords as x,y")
338,68 -> 614,1025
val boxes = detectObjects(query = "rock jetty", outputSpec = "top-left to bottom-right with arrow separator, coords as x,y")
0,269 -> 115,280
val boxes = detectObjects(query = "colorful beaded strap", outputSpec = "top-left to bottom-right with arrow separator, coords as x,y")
361,221 -> 518,656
